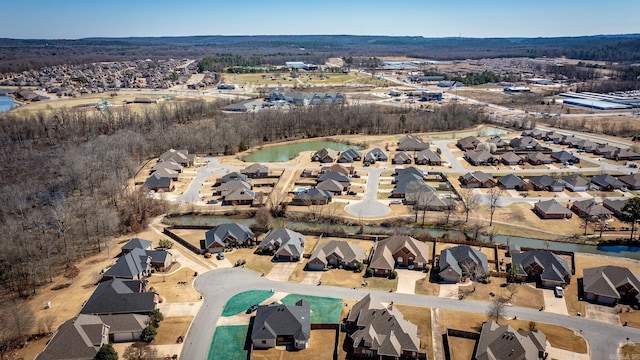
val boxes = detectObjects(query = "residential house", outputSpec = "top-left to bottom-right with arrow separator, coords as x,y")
292,188 -> 333,205
486,135 -> 506,149
391,173 -> 434,199
497,174 -> 526,190
320,163 -> 353,175
219,172 -> 248,184
251,300 -> 311,350
612,148 -> 640,161
312,148 -> 338,163
316,179 -> 345,194
574,139 -> 599,153
464,150 -> 497,166
338,149 -> 362,163
571,199 -> 613,220
460,171 -> 495,188
526,152 -> 553,165
404,190 -> 448,210
528,175 -> 564,192
457,136 -> 481,151
222,188 -> 256,206
241,163 -> 269,178
317,171 -> 351,188
102,248 -> 150,281
560,173 -> 589,192
307,240 -> 366,271
346,294 -> 420,359
559,135 -> 581,146
158,149 -> 194,167
397,134 -> 430,151
595,144 -> 619,157
121,238 -> 153,254
369,235 -> 429,276
511,250 -> 572,287
522,129 -> 550,139
500,151 -> 523,166
144,250 -> 174,271
475,321 -> 546,360
364,148 -> 388,164
619,173 -> 640,190
257,227 -> 305,262
414,149 -> 443,165
143,173 -> 174,192
202,223 -> 255,253
591,174 -> 624,191
603,198 -> 629,219
81,279 -> 157,315
151,167 -> 179,181
215,179 -> 252,197
99,314 -> 150,343
438,245 -> 489,283
533,199 -> 573,219
546,132 -> 564,144
509,136 -> 542,151
551,150 -> 579,165
151,160 -> 183,174
35,314 -> 109,360
393,151 -> 412,164
583,266 -> 640,306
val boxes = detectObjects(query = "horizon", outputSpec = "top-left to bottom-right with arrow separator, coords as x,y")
1,0 -> 638,39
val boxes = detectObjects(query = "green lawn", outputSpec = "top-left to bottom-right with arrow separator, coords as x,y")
221,290 -> 274,316
208,325 -> 249,360
280,294 -> 343,324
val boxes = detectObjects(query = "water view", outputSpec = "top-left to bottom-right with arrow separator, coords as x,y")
243,140 -> 362,162
0,96 -> 18,113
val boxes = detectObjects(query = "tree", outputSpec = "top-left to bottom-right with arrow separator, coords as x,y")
122,342 -> 158,360
443,198 -> 457,225
140,325 -> 157,343
149,309 -> 164,328
622,197 -> 640,241
158,239 -> 173,249
486,295 -> 510,325
459,188 -> 480,223
254,206 -> 273,231
95,343 -> 119,360
487,187 -> 504,226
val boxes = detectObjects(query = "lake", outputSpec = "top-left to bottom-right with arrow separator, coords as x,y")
243,140 -> 362,162
0,96 -> 18,113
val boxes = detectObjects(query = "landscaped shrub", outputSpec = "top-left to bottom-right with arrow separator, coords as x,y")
141,325 -> 157,343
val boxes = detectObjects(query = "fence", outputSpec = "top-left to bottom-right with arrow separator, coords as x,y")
163,227 -> 203,254
443,328 -> 480,360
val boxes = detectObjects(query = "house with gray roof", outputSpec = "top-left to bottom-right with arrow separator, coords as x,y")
559,135 -> 581,146
603,198 -> 629,219
560,173 -> 589,192
121,238 -> 153,254
347,294 -> 421,359
497,174 -> 526,190
486,135 -> 506,149
511,250 -> 571,287
317,171 -> 350,187
144,249 -> 174,271
215,179 -> 252,197
151,167 -> 179,181
612,148 -> 640,161
292,188 -> 333,205
619,173 -> 640,190
438,245 -> 489,283
526,151 -> 553,165
222,188 -> 255,206
475,321 -> 546,360
311,148 -> 337,163
528,175 -> 564,192
364,148 -> 388,164
460,171 -> 495,188
251,300 -> 311,350
464,150 -> 497,166
151,160 -> 183,174
81,279 -> 157,315
414,149 -> 442,165
241,163 -> 269,178
551,150 -> 579,164
500,151 -> 523,165
574,139 -> 599,152
219,172 -> 248,184
571,199 -> 612,220
397,134 -> 430,151
99,314 -> 149,343
202,223 -> 255,253
583,266 -> 640,306
158,149 -> 194,167
338,148 -> 362,163
258,228 -> 305,262
35,314 -> 109,360
102,248 -> 150,281
509,136 -> 543,151
143,173 -> 174,192
457,136 -> 480,151
369,235 -> 429,276
316,179 -> 344,194
393,151 -> 412,164
533,199 -> 573,219
391,174 -> 434,198
320,163 -> 353,175
307,240 -> 366,271
591,174 -> 624,191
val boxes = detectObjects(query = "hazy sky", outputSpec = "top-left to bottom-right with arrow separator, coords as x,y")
2,0 -> 638,39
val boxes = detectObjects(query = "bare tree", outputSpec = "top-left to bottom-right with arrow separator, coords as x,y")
459,188 -> 481,223
487,187 -> 504,226
443,198 -> 457,225
122,342 -> 159,360
254,206 -> 273,231
486,295 -> 510,325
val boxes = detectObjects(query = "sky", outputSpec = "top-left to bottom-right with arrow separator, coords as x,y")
1,0 -> 638,39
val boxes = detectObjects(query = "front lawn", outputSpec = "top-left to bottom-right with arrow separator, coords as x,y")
280,294 -> 342,324
208,325 -> 249,360
221,290 -> 274,316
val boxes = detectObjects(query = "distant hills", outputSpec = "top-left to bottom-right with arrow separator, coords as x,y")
1,34 -> 639,73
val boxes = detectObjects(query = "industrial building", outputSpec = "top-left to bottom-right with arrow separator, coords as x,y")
561,92 -> 639,109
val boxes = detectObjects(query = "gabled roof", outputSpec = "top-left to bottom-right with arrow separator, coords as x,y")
392,174 -> 434,196
603,198 -> 628,215
312,148 -> 338,161
438,245 -> 489,278
217,179 -> 252,196
204,223 -> 254,248
317,179 -> 344,193
512,250 -> 571,283
370,235 -> 429,271
526,152 -> 552,163
583,266 -> 640,301
465,150 -> 493,164
551,150 -> 578,163
497,174 -> 525,187
572,199 -> 613,218
509,136 -> 541,150
528,175 -> 563,189
395,167 -> 423,178
102,248 -> 149,280
221,172 -> 248,183
397,134 -> 429,151
242,163 -> 269,174
251,300 -> 311,342
560,173 -> 589,188
321,163 -> 351,175
224,188 -> 255,202
534,199 -> 573,216
393,151 -> 412,163
365,148 -> 388,162
475,321 -> 546,360
462,171 -> 493,184
159,149 -> 192,165
619,173 -> 640,188
591,174 -> 624,189
143,173 -> 172,189
338,148 -> 362,162
152,167 -> 179,179
121,238 -> 153,252
258,227 -> 305,257
500,151 -> 522,164
81,279 -> 156,315
99,313 -> 148,334
309,240 -> 366,266
36,314 -> 107,360
293,188 -> 332,202
457,136 -> 480,149
151,160 -> 183,173
317,171 -> 350,184
415,149 -> 442,163
486,135 -> 506,147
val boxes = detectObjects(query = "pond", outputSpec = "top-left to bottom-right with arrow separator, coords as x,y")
164,215 -> 640,260
0,96 -> 19,113
243,140 -> 361,162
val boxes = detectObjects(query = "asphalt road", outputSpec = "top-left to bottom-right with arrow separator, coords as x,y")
344,167 -> 391,217
182,268 -> 640,360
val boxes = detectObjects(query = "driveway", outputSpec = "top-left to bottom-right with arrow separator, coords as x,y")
345,167 -> 391,218
396,269 -> 426,294
546,343 -> 591,360
158,301 -> 203,317
439,283 -> 459,299
543,289 -> 569,315
300,272 -> 323,285
585,303 -> 620,325
265,262 -> 298,282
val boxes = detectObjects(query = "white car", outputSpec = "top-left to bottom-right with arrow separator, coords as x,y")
554,286 -> 564,298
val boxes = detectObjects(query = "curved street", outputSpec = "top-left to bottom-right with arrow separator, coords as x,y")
181,267 -> 640,360
344,167 -> 391,217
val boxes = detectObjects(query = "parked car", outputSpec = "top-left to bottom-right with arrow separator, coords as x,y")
554,286 -> 564,298
246,304 -> 259,314
390,200 -> 402,205
216,252 -> 225,260
347,190 -> 357,195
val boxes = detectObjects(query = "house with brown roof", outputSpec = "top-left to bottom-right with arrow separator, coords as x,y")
571,199 -> 612,220
311,148 -> 337,163
393,151 -> 412,164
583,266 -> 640,306
511,250 -> 571,288
526,152 -> 553,165
533,199 -> 573,219
397,134 -> 430,151
241,163 -> 269,178
369,235 -> 429,276
222,188 -> 255,206
475,321 -> 546,360
619,173 -> 640,190
602,198 -> 629,219
414,149 -> 442,165
464,150 -> 497,166
316,179 -> 344,194
591,174 -> 624,191
320,163 -> 353,175
457,136 -> 480,151
500,151 -> 523,165
460,171 -> 495,188
36,314 -> 109,360
307,240 -> 366,271
292,188 -> 333,205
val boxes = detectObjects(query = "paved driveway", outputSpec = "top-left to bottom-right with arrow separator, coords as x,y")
396,269 -> 426,294
158,301 -> 203,317
300,272 -> 323,285
265,262 -> 298,282
585,303 -> 619,325
439,283 -> 459,299
546,343 -> 590,360
543,289 -> 569,315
